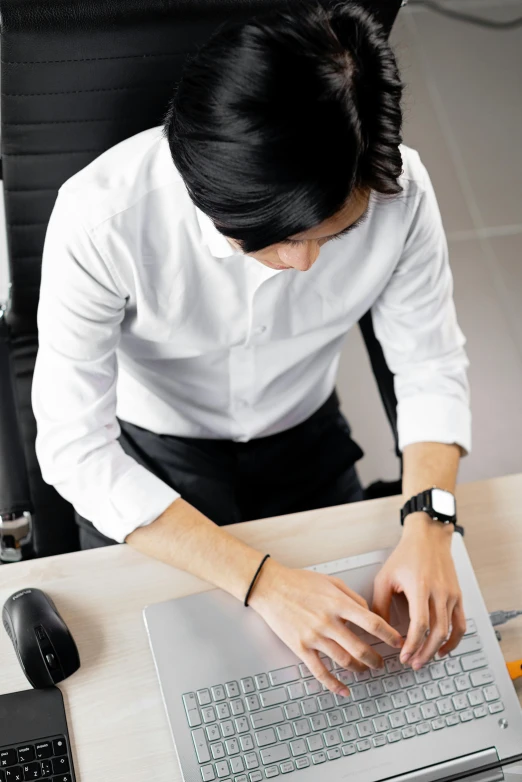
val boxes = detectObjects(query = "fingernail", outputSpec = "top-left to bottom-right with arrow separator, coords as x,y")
395,638 -> 405,649
412,661 -> 422,670
341,687 -> 350,697
401,652 -> 411,663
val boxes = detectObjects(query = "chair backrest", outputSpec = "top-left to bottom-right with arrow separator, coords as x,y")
0,0 -> 401,557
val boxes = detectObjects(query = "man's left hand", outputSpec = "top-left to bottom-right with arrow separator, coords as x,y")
371,512 -> 466,669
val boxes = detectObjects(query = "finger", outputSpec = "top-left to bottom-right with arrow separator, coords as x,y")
340,600 -> 403,650
319,638 -> 368,674
302,649 -> 350,697
329,622 -> 385,671
371,574 -> 393,624
410,597 -> 449,669
330,578 -> 369,610
400,588 -> 430,664
439,600 -> 466,657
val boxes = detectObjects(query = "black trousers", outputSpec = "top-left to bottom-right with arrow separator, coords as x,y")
76,390 -> 365,549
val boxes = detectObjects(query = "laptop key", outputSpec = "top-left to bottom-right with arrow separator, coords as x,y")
301,698 -> 318,715
290,740 -> 307,757
468,690 -> 484,706
461,654 -> 488,672
312,751 -> 327,764
212,686 -> 226,702
342,744 -> 356,755
489,702 -> 504,714
241,678 -> 256,695
372,716 -> 389,733
251,708 -> 284,730
240,735 -> 254,752
280,760 -> 295,773
202,707 -> 216,723
40,759 -> 53,777
455,675 -> 470,692
389,712 -> 405,729
416,723 -> 430,735
211,744 -> 225,760
356,740 -> 372,752
192,729 -> 211,763
423,683 -> 439,700
292,719 -> 310,737
287,682 -> 305,700
255,674 -> 270,691
436,698 -> 452,716
429,663 -> 446,680
323,729 -> 341,747
470,669 -> 494,688
483,685 -> 500,702
198,690 -> 212,706
304,679 -> 321,696
35,743 -> 52,760
225,739 -> 239,756
446,714 -> 459,726
460,710 -> 473,723
450,635 -> 482,657
244,752 -> 259,769
402,726 -> 416,739
383,677 -> 399,693
343,705 -> 359,722
317,693 -> 335,711
376,696 -> 393,713
360,701 -> 377,718
367,680 -> 384,698
255,729 -> 277,747
327,709 -> 343,727
327,747 -> 342,759
264,767 -> 279,779
407,687 -> 423,705
373,735 -> 386,747
310,714 -> 327,732
405,707 -> 421,724
260,689 -> 287,708
474,706 -> 488,719
296,756 -> 311,768
452,695 -> 468,711
249,771 -> 263,782
387,730 -> 402,743
230,757 -> 244,774
420,703 -> 437,721
398,671 -> 415,688
201,764 -> 215,781
356,721 -> 373,738
235,718 -> 250,734
385,657 -> 402,674
221,721 -> 235,738
307,735 -> 324,752
431,718 -> 446,730
276,724 -> 293,742
439,679 -> 456,696
414,669 -> 431,685
391,692 -> 408,710
188,709 -> 203,727
246,695 -> 261,712
231,700 -> 245,716
340,725 -> 357,742
207,725 -> 221,742
269,667 -> 299,686
350,685 -> 367,702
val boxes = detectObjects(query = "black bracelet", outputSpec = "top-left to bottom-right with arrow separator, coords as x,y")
244,554 -> 271,607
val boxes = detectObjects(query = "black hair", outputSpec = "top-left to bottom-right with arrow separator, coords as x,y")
164,1 -> 404,253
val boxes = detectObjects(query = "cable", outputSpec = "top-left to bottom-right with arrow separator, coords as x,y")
489,609 -> 522,627
404,0 -> 522,29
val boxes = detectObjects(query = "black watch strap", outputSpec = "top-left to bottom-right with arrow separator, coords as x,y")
401,490 -> 464,536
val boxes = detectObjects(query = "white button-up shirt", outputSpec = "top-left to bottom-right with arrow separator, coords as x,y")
33,126 -> 471,542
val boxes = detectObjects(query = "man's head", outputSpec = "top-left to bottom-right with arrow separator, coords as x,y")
164,1 -> 404,271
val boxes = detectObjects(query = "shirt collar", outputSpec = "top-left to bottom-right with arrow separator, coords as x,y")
194,205 -> 284,278
195,206 -> 237,259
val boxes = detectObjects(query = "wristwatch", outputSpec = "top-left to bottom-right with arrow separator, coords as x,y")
400,487 -> 464,535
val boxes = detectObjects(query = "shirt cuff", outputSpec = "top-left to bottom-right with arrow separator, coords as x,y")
397,394 -> 472,456
102,462 -> 180,543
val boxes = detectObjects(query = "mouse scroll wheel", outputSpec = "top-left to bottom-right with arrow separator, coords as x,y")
45,652 -> 58,670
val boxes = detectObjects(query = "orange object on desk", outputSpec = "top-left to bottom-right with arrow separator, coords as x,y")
507,659 -> 522,680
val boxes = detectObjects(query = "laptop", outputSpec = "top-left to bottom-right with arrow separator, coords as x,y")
144,533 -> 522,782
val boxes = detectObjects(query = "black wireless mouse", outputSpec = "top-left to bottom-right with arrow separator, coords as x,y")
2,587 -> 80,688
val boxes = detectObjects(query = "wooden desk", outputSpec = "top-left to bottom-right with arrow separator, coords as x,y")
1,474 -> 521,781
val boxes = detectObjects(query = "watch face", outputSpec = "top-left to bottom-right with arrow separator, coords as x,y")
431,488 -> 456,518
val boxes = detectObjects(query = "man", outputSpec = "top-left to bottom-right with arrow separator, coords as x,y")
33,1 -> 471,695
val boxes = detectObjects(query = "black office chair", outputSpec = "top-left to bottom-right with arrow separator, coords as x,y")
0,0 -> 402,563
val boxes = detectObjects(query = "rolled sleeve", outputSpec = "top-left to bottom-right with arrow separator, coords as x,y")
371,154 -> 471,455
33,192 -> 179,542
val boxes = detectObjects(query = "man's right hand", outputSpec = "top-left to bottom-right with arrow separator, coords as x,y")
248,559 -> 404,696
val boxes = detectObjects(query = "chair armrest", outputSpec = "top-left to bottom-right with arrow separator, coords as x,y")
0,309 -> 33,561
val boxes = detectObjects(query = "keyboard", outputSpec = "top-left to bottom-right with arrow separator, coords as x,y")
182,618 -> 505,781
0,735 -> 72,782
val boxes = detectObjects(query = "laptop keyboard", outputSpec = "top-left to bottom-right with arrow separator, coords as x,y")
182,619 -> 506,781
0,735 -> 72,782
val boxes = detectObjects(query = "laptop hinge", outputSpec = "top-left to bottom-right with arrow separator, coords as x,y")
390,748 -> 500,782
